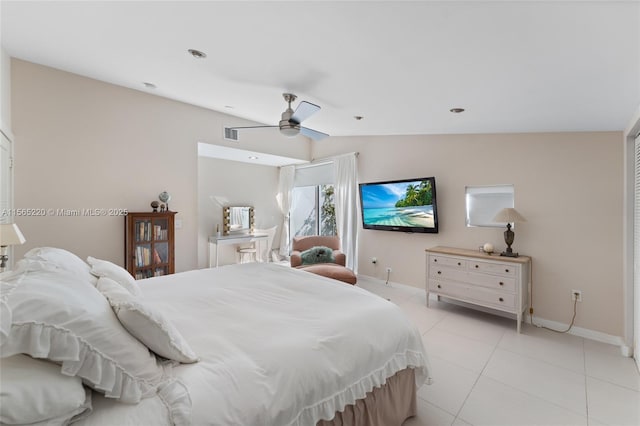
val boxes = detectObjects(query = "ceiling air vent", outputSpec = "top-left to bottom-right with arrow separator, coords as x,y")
224,127 -> 239,141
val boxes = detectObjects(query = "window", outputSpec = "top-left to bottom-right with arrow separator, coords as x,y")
290,162 -> 336,241
465,184 -> 514,227
291,184 -> 336,238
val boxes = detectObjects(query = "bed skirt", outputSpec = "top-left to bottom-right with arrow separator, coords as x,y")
317,368 -> 417,426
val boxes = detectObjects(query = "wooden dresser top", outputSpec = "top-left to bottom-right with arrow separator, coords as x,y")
425,246 -> 531,264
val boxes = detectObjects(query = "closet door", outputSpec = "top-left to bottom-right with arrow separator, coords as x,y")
634,134 -> 639,369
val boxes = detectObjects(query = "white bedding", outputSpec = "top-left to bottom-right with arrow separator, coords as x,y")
76,263 -> 430,426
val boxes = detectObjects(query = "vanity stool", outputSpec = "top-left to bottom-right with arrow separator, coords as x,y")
237,246 -> 257,263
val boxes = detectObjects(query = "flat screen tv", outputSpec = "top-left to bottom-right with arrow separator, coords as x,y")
359,177 -> 439,233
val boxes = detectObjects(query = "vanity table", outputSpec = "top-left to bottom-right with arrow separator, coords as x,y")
208,233 -> 269,267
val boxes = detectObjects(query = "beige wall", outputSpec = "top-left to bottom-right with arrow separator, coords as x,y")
1,47 -> 10,132
10,59 -> 309,272
197,156 -> 282,267
313,132 -> 624,337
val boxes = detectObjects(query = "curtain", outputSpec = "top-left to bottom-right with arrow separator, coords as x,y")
276,165 -> 295,256
333,154 -> 359,273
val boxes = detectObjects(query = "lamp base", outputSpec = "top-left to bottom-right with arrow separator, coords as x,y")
500,251 -> 519,258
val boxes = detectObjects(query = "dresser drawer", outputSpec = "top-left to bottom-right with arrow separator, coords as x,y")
466,272 -> 516,292
430,280 -> 516,310
429,267 -> 516,292
468,260 -> 516,277
430,266 -> 468,281
429,254 -> 467,269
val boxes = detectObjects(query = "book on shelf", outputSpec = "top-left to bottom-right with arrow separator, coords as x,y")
135,246 -> 152,267
151,225 -> 168,241
134,268 -> 166,280
136,221 -> 155,242
153,248 -> 162,264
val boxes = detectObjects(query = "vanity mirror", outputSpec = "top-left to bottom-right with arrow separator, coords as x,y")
223,206 -> 255,235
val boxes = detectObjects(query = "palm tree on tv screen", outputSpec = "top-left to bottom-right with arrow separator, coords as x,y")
395,180 -> 433,207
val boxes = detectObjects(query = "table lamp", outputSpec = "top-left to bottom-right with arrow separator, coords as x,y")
492,208 -> 526,257
0,223 -> 26,271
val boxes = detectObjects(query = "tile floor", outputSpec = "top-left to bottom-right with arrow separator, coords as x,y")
355,275 -> 640,426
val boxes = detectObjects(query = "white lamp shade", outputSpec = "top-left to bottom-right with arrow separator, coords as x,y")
0,223 -> 26,246
492,208 -> 527,223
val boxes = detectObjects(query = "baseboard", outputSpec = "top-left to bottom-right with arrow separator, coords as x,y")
357,274 -> 631,357
525,314 -> 630,356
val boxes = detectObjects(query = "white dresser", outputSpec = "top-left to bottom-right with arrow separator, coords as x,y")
425,246 -> 531,333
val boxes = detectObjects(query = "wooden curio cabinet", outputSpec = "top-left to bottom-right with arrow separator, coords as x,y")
125,211 -> 176,279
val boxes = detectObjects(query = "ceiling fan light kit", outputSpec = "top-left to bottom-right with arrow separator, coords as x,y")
279,125 -> 300,137
229,93 -> 329,141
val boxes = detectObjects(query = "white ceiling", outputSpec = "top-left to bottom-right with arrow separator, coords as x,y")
2,1 -> 639,138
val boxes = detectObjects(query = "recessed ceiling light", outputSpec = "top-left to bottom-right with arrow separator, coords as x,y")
188,49 -> 207,59
248,156 -> 259,160
449,108 -> 465,113
143,82 -> 156,89
354,116 -> 364,121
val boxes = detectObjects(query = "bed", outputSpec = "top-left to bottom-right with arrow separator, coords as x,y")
0,248 -> 430,426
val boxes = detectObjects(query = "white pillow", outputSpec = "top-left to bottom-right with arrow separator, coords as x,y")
24,247 -> 96,284
0,354 -> 92,425
87,256 -> 141,296
0,266 -> 165,403
96,277 -> 198,364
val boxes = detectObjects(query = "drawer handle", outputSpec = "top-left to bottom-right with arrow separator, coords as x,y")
475,264 -> 479,268
499,281 -> 504,286
499,297 -> 504,302
437,271 -> 442,275
437,284 -> 441,289
505,269 -> 510,273
457,262 -> 461,266
434,259 -> 438,262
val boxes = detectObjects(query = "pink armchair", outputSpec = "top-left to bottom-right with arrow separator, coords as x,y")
290,236 -> 346,267
290,235 -> 356,285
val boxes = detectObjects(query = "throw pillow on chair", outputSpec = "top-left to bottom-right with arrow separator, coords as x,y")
300,246 -> 335,265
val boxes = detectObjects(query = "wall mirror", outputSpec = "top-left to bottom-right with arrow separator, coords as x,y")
223,206 -> 255,235
465,184 -> 514,227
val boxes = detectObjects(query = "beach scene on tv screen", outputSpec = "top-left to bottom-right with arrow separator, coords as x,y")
361,180 -> 435,228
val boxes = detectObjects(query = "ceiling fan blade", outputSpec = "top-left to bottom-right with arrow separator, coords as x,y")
290,101 -> 320,124
300,126 -> 329,141
227,125 -> 278,130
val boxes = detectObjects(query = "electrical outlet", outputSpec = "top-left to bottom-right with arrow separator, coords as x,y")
571,290 -> 582,302
386,267 -> 392,273
371,257 -> 377,264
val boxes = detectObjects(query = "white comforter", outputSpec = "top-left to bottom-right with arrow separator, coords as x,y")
77,263 -> 430,426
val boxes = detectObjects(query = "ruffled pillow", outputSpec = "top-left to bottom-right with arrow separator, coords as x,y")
0,354 -> 92,425
24,247 -> 96,284
87,256 -> 141,296
0,266 -> 165,403
96,277 -> 198,363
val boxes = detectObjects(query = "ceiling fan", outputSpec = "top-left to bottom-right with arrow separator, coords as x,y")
229,93 -> 329,141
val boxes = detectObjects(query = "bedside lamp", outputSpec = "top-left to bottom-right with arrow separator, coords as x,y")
493,208 -> 526,257
0,223 -> 26,271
